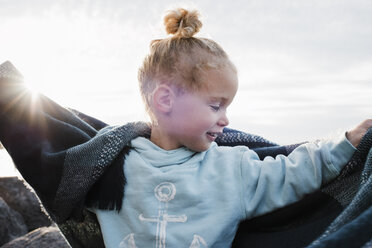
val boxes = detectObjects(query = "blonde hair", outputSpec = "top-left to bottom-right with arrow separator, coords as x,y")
138,8 -> 236,119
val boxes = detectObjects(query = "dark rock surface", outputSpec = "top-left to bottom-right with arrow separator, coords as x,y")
1,226 -> 71,248
0,197 -> 28,246
0,176 -> 71,247
0,176 -> 106,247
0,176 -> 52,231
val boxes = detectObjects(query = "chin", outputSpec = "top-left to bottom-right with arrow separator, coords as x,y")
188,143 -> 212,152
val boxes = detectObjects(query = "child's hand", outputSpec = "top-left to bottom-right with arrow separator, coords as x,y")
346,119 -> 372,148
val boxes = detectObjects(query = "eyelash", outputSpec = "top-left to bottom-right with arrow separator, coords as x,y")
210,105 -> 220,111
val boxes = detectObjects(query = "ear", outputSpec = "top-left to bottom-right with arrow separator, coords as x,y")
152,84 -> 175,114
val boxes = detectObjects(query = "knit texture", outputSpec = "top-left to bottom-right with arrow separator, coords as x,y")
54,123 -> 151,222
308,130 -> 372,248
1,60 -> 372,248
0,61 -> 23,81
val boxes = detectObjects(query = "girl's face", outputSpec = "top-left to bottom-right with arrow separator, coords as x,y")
163,66 -> 238,152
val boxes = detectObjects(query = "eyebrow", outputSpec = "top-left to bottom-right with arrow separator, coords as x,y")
209,97 -> 229,104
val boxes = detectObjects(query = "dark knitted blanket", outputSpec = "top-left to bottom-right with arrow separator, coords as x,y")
1,61 -> 371,248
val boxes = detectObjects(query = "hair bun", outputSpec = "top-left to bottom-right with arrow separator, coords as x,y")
164,8 -> 202,38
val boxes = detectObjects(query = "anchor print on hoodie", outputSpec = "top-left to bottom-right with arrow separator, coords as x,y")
92,134 -> 355,248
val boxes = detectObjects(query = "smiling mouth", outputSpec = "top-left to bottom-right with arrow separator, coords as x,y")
206,132 -> 222,140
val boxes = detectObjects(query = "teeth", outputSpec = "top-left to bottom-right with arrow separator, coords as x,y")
208,132 -> 219,137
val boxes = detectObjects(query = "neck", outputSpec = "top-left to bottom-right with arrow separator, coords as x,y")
150,124 -> 181,151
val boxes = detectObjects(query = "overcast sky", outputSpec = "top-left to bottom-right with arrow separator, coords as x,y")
0,0 -> 371,146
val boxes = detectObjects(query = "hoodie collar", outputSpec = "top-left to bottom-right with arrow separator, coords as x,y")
131,137 -> 211,168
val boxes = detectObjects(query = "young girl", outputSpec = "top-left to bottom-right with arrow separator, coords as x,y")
89,8 -> 371,248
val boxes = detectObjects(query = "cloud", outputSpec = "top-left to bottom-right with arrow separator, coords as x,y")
0,0 -> 370,143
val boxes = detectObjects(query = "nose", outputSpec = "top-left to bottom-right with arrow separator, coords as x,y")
218,112 -> 229,127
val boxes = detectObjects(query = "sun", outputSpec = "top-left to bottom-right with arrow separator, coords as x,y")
24,82 -> 42,99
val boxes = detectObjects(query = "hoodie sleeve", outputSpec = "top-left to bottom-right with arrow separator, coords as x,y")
240,133 -> 356,219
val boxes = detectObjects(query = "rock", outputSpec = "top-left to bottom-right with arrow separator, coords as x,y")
1,226 -> 71,248
0,197 -> 28,246
0,176 -> 52,231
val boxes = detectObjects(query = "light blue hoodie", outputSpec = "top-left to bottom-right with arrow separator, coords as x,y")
93,134 -> 355,248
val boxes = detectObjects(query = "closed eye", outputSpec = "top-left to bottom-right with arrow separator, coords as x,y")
210,105 -> 220,111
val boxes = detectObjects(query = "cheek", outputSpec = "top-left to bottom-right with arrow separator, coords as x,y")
173,101 -> 205,120
189,112 -> 216,132
171,97 -> 215,131
172,109 -> 213,133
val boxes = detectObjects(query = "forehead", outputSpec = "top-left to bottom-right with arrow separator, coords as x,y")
198,66 -> 238,101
